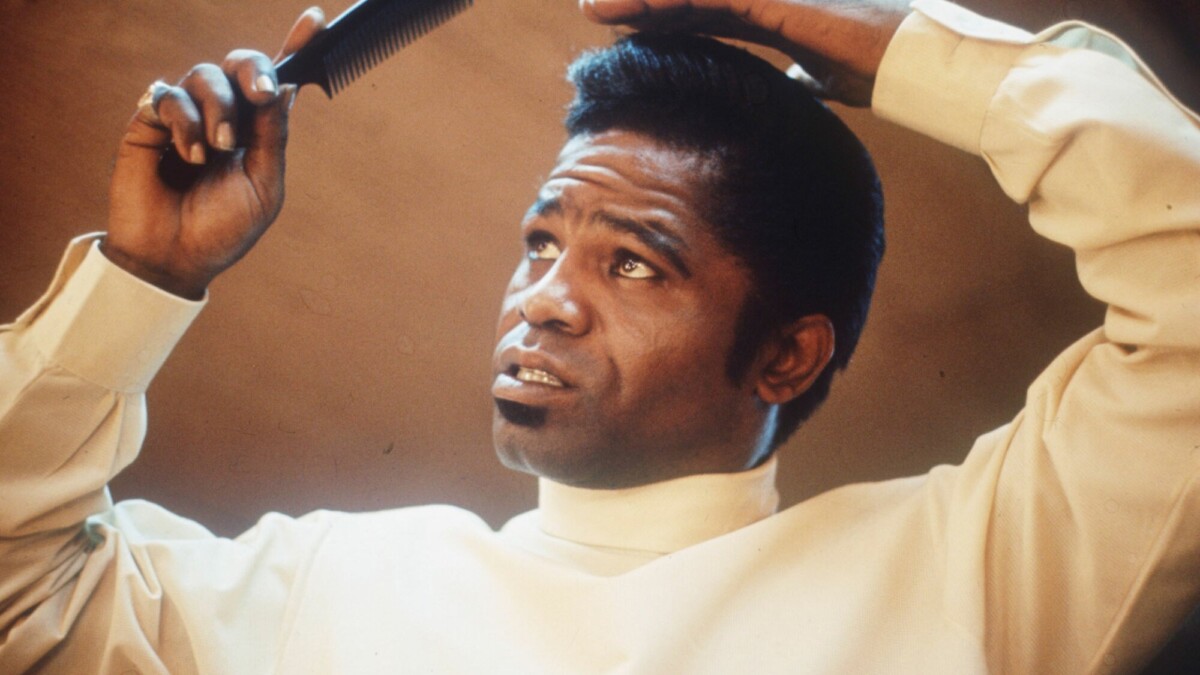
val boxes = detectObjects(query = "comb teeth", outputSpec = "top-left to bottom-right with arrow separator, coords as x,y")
325,0 -> 473,95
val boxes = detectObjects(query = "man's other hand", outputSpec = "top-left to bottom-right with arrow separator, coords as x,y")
102,7 -> 327,300
579,0 -> 910,106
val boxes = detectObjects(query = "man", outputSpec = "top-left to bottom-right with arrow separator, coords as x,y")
1,0 -> 1197,672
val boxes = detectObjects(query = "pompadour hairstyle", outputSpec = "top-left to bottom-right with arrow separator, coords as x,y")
565,32 -> 885,449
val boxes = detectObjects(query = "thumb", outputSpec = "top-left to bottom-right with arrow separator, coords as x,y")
242,84 -> 298,206
276,6 -> 327,62
580,0 -> 639,23
786,60 -> 875,106
785,63 -> 827,97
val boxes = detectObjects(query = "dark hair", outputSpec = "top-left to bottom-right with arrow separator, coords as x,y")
565,32 -> 884,449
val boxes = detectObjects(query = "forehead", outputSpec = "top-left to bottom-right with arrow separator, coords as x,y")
537,130 -> 719,232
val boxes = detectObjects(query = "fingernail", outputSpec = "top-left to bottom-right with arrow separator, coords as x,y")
256,74 -> 277,95
189,142 -> 206,165
215,122 -> 235,151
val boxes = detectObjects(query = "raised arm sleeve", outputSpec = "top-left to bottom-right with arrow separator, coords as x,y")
873,2 -> 1200,671
0,237 -> 328,673
0,235 -> 203,538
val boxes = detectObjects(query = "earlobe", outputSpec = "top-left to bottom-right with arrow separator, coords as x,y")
754,315 -> 835,405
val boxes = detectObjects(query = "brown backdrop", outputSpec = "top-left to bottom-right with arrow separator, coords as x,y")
2,0 -> 1197,537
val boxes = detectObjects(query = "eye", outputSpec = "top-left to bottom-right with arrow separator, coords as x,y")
613,251 -> 659,280
526,234 -> 561,261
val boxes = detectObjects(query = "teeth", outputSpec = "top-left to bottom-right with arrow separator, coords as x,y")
515,366 -> 564,388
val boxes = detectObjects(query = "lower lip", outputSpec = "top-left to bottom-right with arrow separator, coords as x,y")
492,373 -> 576,406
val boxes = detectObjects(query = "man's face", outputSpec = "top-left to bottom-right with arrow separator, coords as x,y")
491,130 -> 773,489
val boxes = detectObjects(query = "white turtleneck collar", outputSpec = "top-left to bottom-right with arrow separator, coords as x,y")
534,456 -> 780,555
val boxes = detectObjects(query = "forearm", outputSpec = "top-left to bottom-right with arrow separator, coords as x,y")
876,1 -> 1199,354
875,0 -> 1200,280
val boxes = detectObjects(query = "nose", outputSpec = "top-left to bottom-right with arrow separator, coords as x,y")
516,258 -> 591,336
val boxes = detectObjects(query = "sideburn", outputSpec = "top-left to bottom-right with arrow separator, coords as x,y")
724,289 -> 781,386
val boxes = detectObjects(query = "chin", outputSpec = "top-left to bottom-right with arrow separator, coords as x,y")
494,435 -> 662,490
491,411 -> 623,488
492,404 -> 550,476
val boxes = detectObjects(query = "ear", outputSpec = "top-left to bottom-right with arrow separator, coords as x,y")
753,315 -> 835,405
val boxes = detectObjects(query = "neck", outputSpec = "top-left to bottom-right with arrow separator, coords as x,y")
537,456 -> 780,554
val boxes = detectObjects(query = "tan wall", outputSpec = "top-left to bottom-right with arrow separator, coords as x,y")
2,0 -> 1196,536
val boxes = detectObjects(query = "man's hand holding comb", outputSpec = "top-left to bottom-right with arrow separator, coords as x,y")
101,7 -> 327,300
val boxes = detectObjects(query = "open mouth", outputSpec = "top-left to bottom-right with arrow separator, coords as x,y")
495,398 -> 547,428
511,365 -> 565,388
491,358 -> 573,415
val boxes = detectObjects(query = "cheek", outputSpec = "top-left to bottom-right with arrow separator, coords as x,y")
494,296 -> 519,341
494,274 -> 527,339
610,306 -> 738,396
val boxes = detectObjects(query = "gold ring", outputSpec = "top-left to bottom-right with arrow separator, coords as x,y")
135,80 -> 172,127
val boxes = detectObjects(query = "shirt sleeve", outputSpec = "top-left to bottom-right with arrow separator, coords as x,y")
873,2 -> 1200,672
1,235 -> 203,536
0,237 -> 328,673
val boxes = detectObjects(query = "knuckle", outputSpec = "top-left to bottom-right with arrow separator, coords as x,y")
156,88 -> 187,115
223,48 -> 270,70
185,62 -> 224,83
157,85 -> 182,105
181,67 -> 236,108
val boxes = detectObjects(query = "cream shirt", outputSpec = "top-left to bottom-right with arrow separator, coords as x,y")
2,2 -> 1199,673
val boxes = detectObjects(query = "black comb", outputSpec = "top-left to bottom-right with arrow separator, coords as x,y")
158,0 -> 474,190
276,0 -> 474,98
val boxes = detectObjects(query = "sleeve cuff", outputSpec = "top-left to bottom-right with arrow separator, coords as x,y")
871,0 -> 1032,155
25,235 -> 206,393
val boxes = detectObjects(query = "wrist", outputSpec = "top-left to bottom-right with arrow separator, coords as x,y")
99,239 -> 210,300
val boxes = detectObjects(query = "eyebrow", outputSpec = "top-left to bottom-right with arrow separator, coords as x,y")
528,196 -> 693,278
